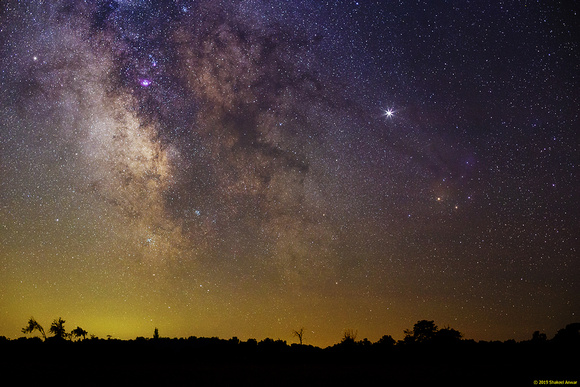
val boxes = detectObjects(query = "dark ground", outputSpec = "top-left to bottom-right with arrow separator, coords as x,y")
1,335 -> 577,386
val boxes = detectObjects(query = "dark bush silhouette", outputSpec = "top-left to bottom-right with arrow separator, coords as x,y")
341,329 -> 357,345
552,322 -> 580,345
434,326 -> 463,344
403,319 -> 438,343
401,320 -> 463,346
375,334 -> 395,347
71,326 -> 88,341
531,330 -> 547,343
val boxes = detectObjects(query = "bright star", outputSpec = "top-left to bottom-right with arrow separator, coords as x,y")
384,108 -> 394,118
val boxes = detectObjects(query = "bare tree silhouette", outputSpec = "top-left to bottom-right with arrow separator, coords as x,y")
341,329 -> 358,344
21,317 -> 46,340
292,327 -> 305,345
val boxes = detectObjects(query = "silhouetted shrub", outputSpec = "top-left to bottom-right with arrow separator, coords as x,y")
552,323 -> 580,345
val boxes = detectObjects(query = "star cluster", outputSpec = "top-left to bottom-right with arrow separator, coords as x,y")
0,1 -> 577,346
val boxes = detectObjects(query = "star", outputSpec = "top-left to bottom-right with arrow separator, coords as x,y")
0,0 -> 575,349
383,108 -> 394,118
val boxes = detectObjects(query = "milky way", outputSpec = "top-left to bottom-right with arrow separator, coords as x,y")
0,1 -> 577,346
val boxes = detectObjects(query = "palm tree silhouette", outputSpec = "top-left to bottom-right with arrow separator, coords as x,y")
21,317 -> 46,340
49,318 -> 67,340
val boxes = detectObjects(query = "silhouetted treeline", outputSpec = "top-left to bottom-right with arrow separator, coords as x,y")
1,321 -> 578,386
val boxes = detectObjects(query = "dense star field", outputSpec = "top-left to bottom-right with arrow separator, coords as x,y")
0,1 -> 577,347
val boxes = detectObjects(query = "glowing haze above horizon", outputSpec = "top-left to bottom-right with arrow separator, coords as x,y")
0,1 -> 577,347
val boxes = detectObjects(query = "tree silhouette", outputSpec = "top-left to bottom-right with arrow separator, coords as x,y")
71,326 -> 88,341
21,317 -> 46,340
341,329 -> 358,344
531,331 -> 547,343
376,334 -> 395,347
292,327 -> 305,345
360,338 -> 372,347
49,318 -> 67,340
552,323 -> 580,344
434,326 -> 462,344
153,327 -> 159,340
404,320 -> 438,343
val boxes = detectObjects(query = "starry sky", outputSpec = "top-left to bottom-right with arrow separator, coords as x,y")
0,1 -> 577,347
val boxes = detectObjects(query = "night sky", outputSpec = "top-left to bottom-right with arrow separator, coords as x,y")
0,1 -> 577,347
